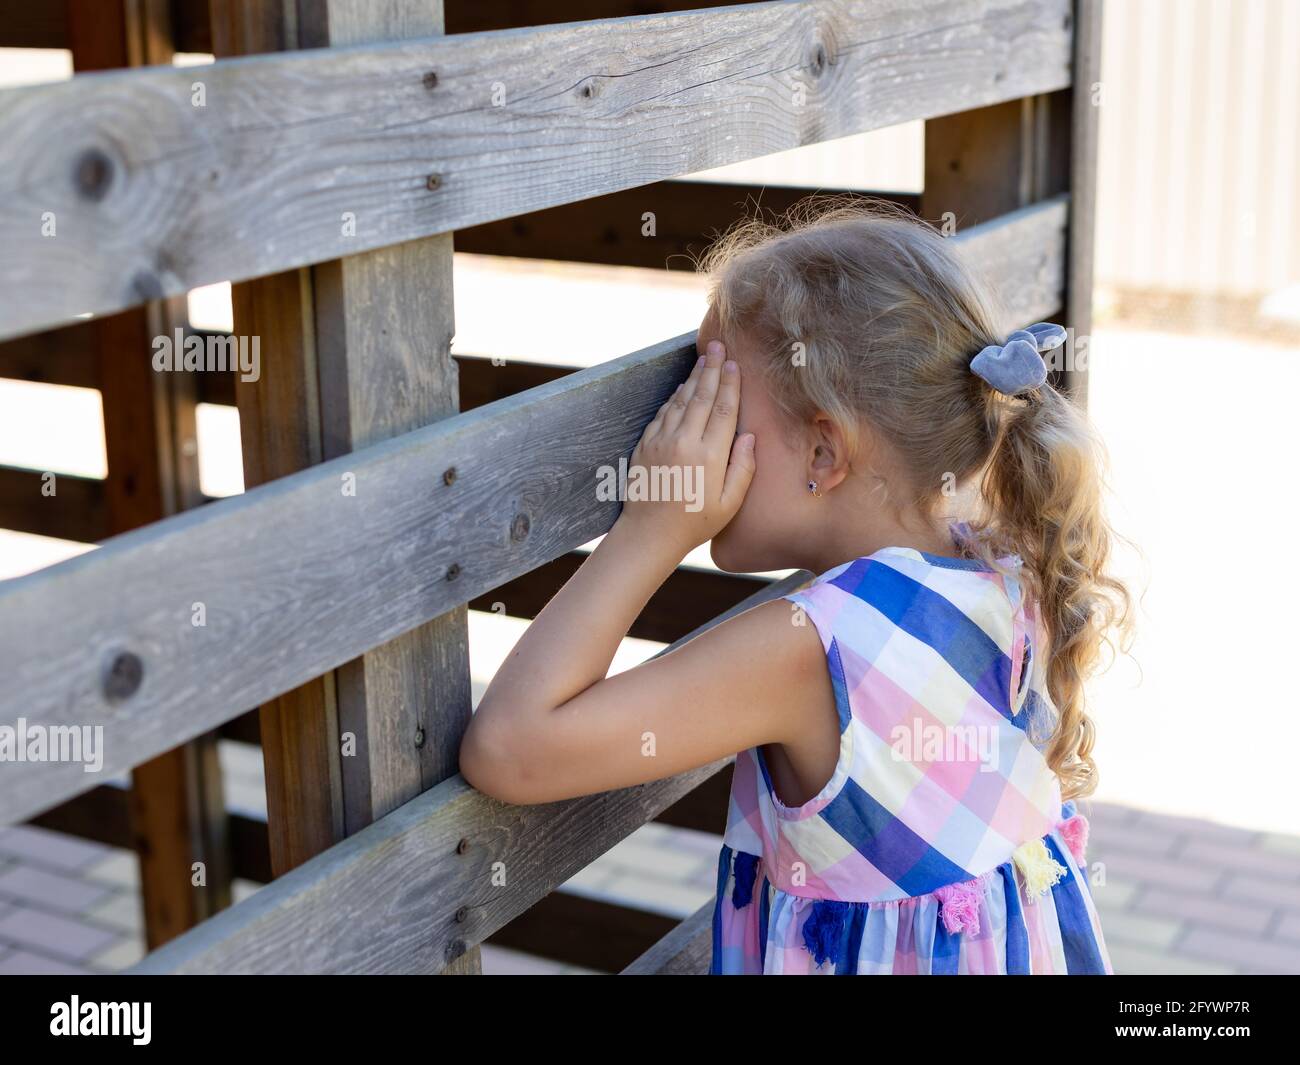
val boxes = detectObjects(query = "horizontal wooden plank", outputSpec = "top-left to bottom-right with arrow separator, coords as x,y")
0,464 -> 108,542
954,194 -> 1069,335
128,570 -> 805,973
0,330 -> 695,823
621,900 -> 713,974
0,0 -> 1072,339
0,200 -> 1065,825
654,760 -> 731,834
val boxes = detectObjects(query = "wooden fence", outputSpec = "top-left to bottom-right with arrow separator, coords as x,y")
0,0 -> 1101,973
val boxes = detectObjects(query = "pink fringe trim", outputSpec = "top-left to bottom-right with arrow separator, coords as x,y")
934,879 -> 983,936
1058,813 -> 1090,866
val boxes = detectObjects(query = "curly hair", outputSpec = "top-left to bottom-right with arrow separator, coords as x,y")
696,194 -> 1138,801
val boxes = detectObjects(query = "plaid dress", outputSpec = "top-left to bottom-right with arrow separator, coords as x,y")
710,522 -> 1112,974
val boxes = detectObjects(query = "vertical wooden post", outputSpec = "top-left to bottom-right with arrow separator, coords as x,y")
212,0 -> 478,974
68,0 -> 232,948
1061,0 -> 1104,410
922,2 -> 1100,407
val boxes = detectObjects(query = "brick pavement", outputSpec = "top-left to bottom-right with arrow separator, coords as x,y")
2,801 -> 1296,974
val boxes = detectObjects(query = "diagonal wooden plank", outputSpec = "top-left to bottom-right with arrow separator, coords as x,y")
0,330 -> 695,824
128,568 -> 808,973
0,0 -> 1072,338
0,199 -> 1067,826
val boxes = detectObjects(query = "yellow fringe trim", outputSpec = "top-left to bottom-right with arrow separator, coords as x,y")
1012,838 -> 1068,902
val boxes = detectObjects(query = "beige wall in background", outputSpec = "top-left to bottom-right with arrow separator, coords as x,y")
1096,0 -> 1299,299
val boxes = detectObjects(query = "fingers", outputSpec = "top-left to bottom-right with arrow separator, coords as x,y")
659,353 -> 705,438
641,379 -> 686,442
702,349 -> 741,455
679,341 -> 726,439
721,432 -> 756,509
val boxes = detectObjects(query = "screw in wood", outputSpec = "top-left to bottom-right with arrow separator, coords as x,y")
426,173 -> 443,191
414,727 -> 426,749
456,838 -> 470,854
443,466 -> 457,485
446,563 -> 461,581
422,70 -> 439,90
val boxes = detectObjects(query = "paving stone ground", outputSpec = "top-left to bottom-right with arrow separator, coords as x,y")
1,799 -> 1297,975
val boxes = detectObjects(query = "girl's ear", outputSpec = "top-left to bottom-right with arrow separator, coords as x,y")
808,412 -> 852,493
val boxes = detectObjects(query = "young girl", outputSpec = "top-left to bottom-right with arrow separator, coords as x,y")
459,198 -> 1135,975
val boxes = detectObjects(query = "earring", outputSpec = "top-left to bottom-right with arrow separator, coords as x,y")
807,480 -> 822,497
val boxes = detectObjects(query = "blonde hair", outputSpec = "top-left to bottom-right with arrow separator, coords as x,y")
697,196 -> 1137,801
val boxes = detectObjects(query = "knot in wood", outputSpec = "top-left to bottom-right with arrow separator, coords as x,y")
74,148 -> 114,202
103,650 -> 144,702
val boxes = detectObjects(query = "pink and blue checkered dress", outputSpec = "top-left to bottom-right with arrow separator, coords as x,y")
711,522 -> 1112,974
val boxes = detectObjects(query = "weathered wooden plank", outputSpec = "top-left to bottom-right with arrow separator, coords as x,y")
654,760 -> 731,835
128,570 -> 803,973
0,464 -> 108,542
0,328 -> 686,824
621,901 -> 713,975
0,0 -> 1072,338
0,201 -> 1066,825
950,194 -> 1069,337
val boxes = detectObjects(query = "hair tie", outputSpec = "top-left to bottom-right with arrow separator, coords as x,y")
969,322 -> 1067,396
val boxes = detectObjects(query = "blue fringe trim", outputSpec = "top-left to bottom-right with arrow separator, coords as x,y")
801,899 -> 851,967
731,850 -> 759,909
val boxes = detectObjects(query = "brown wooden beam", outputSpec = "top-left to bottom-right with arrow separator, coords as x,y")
0,465 -> 107,542
0,0 -> 210,53
486,889 -> 680,973
27,783 -> 271,885
469,554 -> 769,646
443,0 -> 762,35
455,181 -> 921,271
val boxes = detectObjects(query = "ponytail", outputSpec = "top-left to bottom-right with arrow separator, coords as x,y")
968,381 -> 1138,801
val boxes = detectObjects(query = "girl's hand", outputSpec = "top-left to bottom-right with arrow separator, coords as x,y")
618,339 -> 756,555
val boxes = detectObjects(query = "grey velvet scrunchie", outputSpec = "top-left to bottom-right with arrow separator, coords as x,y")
969,322 -> 1067,395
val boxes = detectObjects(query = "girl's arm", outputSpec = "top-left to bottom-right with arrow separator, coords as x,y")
459,341 -> 829,805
